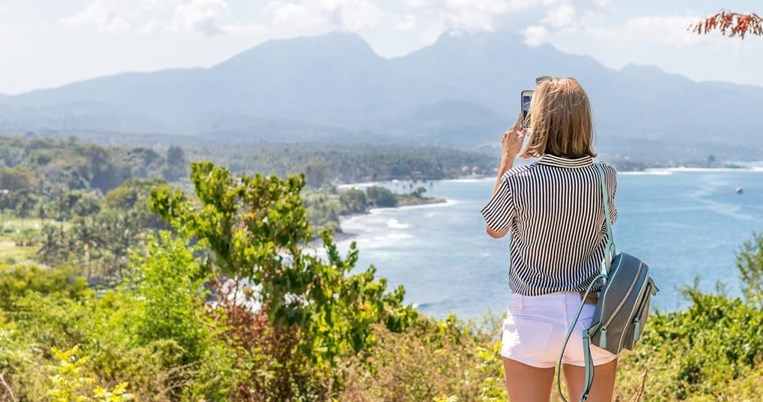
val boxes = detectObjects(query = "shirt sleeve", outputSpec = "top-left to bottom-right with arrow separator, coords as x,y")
480,175 -> 516,233
606,165 -> 618,224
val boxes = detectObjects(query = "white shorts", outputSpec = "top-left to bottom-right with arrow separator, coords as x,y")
500,292 -> 617,368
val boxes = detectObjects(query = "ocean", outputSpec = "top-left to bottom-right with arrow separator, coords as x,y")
336,168 -> 763,318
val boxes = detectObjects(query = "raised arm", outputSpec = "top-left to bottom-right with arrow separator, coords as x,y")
484,113 -> 526,239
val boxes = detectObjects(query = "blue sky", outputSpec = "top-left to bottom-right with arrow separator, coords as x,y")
1,0 -> 761,94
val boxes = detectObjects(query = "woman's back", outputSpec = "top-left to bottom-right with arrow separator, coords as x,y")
483,77 -> 620,401
490,154 -> 617,295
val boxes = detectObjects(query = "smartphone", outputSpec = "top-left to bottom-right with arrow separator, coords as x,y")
521,90 -> 533,128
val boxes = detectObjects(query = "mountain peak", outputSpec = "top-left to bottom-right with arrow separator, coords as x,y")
281,30 -> 374,53
214,31 -> 378,70
620,63 -> 666,75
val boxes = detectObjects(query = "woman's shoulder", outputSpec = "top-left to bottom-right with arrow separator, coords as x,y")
501,163 -> 536,181
597,161 -> 618,178
596,161 -> 618,194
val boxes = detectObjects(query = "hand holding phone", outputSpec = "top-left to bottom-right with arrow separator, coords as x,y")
521,90 -> 533,128
502,112 -> 526,158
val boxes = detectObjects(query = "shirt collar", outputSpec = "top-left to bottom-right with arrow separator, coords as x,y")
537,154 -> 594,168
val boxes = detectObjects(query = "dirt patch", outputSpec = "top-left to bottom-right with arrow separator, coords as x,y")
0,237 -> 16,248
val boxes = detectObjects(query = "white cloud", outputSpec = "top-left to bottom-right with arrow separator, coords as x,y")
510,1 -> 718,50
223,22 -> 269,35
59,0 -> 613,43
172,0 -> 229,35
267,0 -> 390,32
395,14 -> 417,31
543,5 -> 576,29
409,0 -> 533,32
269,3 -> 328,32
522,24 -> 548,46
61,0 -> 419,39
558,14 -> 719,47
601,15 -> 704,46
400,0 -> 610,44
515,0 -> 609,45
61,0 -> 230,35
404,0 -> 433,7
61,0 -> 148,33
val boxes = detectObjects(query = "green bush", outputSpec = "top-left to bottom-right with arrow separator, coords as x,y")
129,231 -> 210,363
737,232 -> 763,306
0,246 -> 236,400
365,186 -> 397,208
614,232 -> 763,402
0,264 -> 90,311
48,345 -> 132,402
616,291 -> 763,401
340,315 -> 506,402
339,188 -> 367,214
150,162 -> 417,399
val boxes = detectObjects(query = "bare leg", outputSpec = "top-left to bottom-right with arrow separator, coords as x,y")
562,359 -> 618,402
503,358 -> 555,402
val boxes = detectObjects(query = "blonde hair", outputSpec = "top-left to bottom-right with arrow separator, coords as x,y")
521,77 -> 596,159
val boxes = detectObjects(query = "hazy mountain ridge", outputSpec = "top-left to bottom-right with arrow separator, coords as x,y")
1,30 -> 762,160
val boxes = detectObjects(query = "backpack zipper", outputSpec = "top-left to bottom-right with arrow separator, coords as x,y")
632,281 -> 653,342
598,261 -> 644,349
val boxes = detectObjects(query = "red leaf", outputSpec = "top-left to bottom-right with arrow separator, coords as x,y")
692,10 -> 763,39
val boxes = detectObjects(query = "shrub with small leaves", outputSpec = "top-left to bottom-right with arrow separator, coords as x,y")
48,345 -> 132,402
150,162 -> 417,399
737,232 -> 763,307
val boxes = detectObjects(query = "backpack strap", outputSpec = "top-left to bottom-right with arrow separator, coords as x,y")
556,274 -> 605,402
581,330 -> 595,401
595,163 -> 616,278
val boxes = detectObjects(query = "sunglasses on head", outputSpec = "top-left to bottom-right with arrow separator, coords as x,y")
535,75 -> 553,84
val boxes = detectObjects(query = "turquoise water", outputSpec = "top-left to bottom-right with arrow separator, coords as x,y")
337,169 -> 763,318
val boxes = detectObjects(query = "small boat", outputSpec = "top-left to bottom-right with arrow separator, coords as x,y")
735,187 -> 744,194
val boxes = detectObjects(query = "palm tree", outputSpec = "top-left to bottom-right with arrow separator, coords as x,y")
98,213 -> 136,280
71,218 -> 101,281
37,224 -> 66,264
37,202 -> 49,229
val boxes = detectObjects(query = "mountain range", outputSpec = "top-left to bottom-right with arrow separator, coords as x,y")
1,30 -> 762,161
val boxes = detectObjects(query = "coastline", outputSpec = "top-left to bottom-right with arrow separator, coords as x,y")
333,196 -> 450,244
326,163 -> 763,246
330,229 -> 357,243
395,196 -> 448,208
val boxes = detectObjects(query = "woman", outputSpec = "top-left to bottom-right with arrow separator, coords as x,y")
481,77 -> 618,402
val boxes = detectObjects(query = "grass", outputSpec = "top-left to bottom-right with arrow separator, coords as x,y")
0,217 -> 68,232
0,213 -> 49,262
0,236 -> 35,261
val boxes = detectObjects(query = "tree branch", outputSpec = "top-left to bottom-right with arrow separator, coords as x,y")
0,373 -> 18,402
692,11 -> 763,38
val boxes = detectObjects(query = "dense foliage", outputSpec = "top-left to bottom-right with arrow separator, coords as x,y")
0,135 -> 471,283
0,136 -> 184,194
0,162 -> 421,400
182,142 -> 493,185
149,162 -> 417,399
0,135 -> 761,401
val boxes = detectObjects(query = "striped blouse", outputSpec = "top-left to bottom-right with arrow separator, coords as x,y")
481,154 -> 618,296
